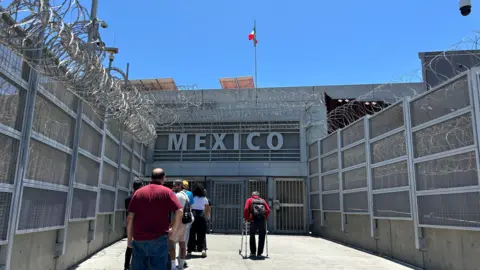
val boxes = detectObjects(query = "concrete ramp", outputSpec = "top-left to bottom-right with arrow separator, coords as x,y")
72,235 -> 414,270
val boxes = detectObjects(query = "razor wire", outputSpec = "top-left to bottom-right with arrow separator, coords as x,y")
0,0 -> 156,144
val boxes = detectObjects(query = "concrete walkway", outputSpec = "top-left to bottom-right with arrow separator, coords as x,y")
72,235 -> 414,270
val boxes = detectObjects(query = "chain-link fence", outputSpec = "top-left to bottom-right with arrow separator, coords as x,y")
308,71 -> 480,249
0,37 -> 150,263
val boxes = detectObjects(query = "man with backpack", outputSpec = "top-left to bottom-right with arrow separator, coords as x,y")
169,180 -> 193,270
243,191 -> 271,257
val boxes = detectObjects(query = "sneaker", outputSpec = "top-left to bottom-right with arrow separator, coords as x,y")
184,261 -> 188,268
201,251 -> 207,258
249,253 -> 256,257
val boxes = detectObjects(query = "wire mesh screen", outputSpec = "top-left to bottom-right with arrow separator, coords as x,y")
321,153 -> 338,172
322,173 -> 339,191
32,93 -> 75,147
275,206 -> 305,232
107,119 -> 122,142
99,189 -> 115,213
142,145 -> 148,160
133,141 -> 141,155
309,159 -> 319,175
26,139 -> 71,186
122,147 -> 131,168
0,192 -> 12,240
70,188 -> 97,219
123,132 -> 133,148
82,104 -> 103,129
18,187 -> 67,231
413,113 -> 475,158
309,176 -> 319,192
371,132 -> 406,163
75,154 -> 100,187
415,151 -> 478,191
0,42 -> 23,79
116,190 -> 128,210
0,134 -> 19,184
322,193 -> 340,211
343,192 -> 368,213
341,120 -> 365,147
309,141 -> 318,159
410,76 -> 470,127
342,167 -> 367,190
373,191 -> 411,218
310,194 -> 320,209
0,77 -> 25,130
101,162 -> 117,187
417,192 -> 480,228
321,133 -> 337,154
104,137 -> 119,162
79,121 -> 102,157
132,155 -> 140,173
342,143 -> 366,168
372,161 -> 409,190
37,75 -> 78,112
118,168 -> 130,189
369,102 -> 404,138
139,160 -> 145,175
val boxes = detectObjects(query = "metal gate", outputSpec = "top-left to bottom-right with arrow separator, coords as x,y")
272,178 -> 307,234
211,180 -> 245,233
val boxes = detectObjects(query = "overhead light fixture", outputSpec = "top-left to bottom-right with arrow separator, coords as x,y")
365,102 -> 370,105
372,101 -> 377,105
338,99 -> 343,102
345,99 -> 349,102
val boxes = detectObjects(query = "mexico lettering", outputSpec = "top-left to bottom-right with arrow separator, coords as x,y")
167,132 -> 284,151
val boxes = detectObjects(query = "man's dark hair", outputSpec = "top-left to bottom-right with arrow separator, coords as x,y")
192,183 -> 206,197
132,179 -> 143,192
151,168 -> 165,182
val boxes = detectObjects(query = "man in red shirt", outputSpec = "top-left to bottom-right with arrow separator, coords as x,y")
127,168 -> 183,270
243,191 -> 271,257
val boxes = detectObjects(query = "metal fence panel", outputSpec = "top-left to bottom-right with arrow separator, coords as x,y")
32,93 -> 75,147
18,187 -> 67,231
102,162 -> 117,187
116,190 -> 128,210
0,192 -> 12,240
70,188 -> 97,220
373,191 -> 411,218
75,154 -> 100,187
119,168 -> 130,189
0,134 -> 19,184
79,121 -> 102,157
104,137 -> 119,162
0,77 -> 25,130
99,189 -> 115,213
26,139 -> 71,186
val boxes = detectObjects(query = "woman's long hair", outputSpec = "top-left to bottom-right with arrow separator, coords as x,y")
192,183 -> 206,197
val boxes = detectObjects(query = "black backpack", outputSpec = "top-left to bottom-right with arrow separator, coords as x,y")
181,192 -> 193,224
251,198 -> 266,220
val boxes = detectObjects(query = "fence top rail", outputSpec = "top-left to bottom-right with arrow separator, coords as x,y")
408,71 -> 468,103
319,129 -> 338,143
367,99 -> 405,121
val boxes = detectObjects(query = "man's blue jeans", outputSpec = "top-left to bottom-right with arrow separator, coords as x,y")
131,235 -> 169,270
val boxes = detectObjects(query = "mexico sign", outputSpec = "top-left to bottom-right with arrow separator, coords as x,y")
167,132 -> 284,151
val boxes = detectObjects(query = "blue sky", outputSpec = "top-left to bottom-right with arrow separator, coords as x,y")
95,0 -> 480,89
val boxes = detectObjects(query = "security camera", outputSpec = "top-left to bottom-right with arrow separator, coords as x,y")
100,21 -> 109,29
95,40 -> 105,47
460,0 -> 472,16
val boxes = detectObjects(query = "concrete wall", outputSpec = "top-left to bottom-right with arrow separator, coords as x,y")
8,213 -> 125,270
314,213 -> 480,270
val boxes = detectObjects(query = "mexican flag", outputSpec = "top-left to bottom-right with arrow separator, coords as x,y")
248,24 -> 258,46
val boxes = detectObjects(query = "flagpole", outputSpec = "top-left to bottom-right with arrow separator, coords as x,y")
254,19 -> 258,106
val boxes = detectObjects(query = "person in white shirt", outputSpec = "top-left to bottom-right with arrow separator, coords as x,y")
187,183 -> 210,258
169,180 -> 189,270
